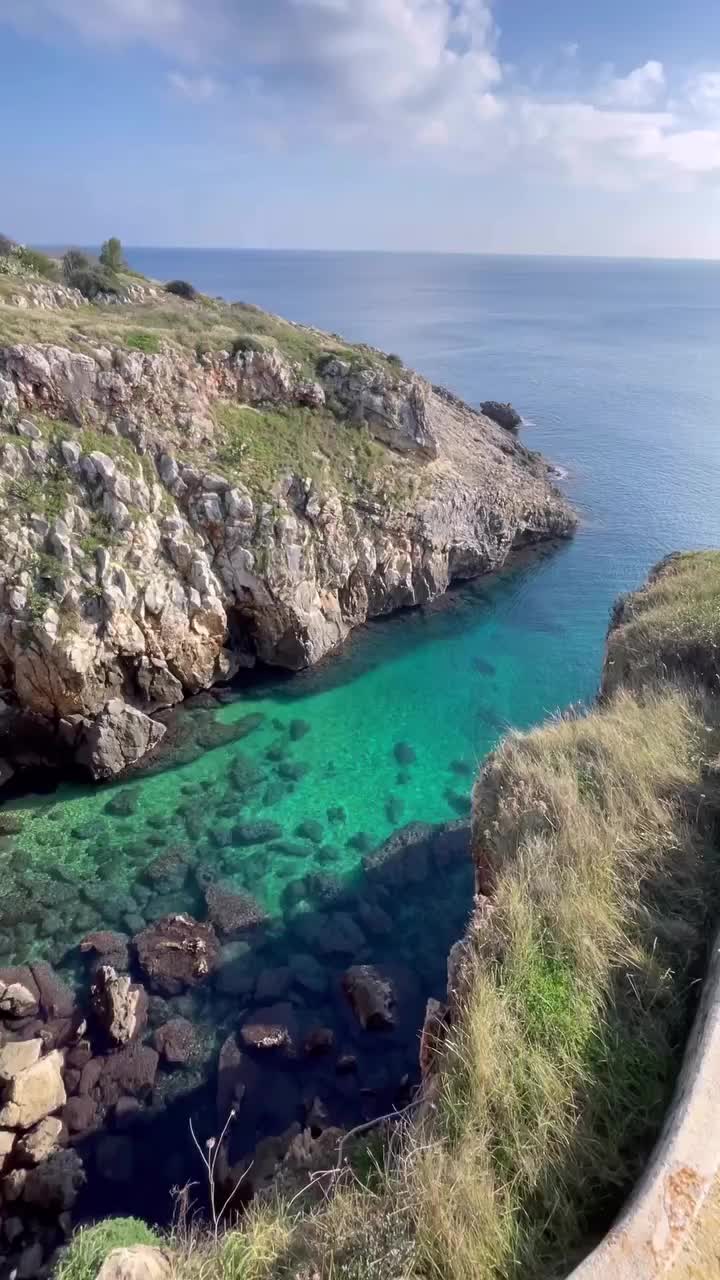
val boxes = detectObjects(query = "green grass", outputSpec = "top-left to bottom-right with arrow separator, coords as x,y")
55,1218 -> 163,1280
125,330 -> 162,354
213,402 -> 420,501
604,551 -> 720,693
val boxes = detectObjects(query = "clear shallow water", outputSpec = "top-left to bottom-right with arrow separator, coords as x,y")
4,252 -> 720,1218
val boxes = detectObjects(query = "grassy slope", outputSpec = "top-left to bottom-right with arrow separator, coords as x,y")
0,256 -> 427,517
55,550 -> 720,1280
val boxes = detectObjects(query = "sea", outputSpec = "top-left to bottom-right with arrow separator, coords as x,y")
6,249 -> 720,1220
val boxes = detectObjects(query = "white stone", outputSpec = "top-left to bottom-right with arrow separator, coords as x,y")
0,1051 -> 65,1129
0,1038 -> 42,1083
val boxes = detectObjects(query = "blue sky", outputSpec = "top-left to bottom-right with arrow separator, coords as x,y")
2,0 -> 720,257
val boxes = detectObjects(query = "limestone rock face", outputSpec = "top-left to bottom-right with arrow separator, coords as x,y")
96,1245 -> 172,1280
0,318 -> 574,777
74,700 -> 166,780
0,1050 -> 66,1129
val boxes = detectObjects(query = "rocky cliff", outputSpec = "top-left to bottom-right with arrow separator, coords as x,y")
0,266 -> 575,778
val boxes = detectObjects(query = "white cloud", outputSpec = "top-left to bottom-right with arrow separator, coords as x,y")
5,2 -> 720,191
600,60 -> 666,108
687,71 -> 720,118
167,71 -> 222,103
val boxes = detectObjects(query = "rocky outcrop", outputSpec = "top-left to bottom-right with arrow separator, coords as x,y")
480,401 -> 522,432
90,965 -> 148,1047
0,286 -> 574,778
72,700 -> 166,780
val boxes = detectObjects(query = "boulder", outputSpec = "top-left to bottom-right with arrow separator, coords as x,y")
96,1245 -> 172,1280
0,1127 -> 15,1170
204,884 -> 267,939
0,967 -> 40,1018
480,400 -> 522,432
0,1038 -> 42,1083
153,1018 -> 196,1066
30,962 -> 76,1019
15,1114 -> 63,1165
91,966 -> 148,1047
134,914 -> 220,995
92,1044 -> 159,1107
240,1004 -> 296,1052
63,1094 -> 101,1136
75,699 -> 166,779
0,1050 -> 66,1129
342,965 -> 396,1030
79,931 -> 131,972
22,1147 -> 86,1211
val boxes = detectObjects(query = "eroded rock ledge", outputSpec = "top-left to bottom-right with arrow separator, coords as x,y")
0,289 -> 574,778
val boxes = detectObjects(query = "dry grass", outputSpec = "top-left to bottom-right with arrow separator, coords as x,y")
603,551 -> 720,694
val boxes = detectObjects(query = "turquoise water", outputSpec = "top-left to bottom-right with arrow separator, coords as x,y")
4,252 -> 720,1219
8,252 -> 720,957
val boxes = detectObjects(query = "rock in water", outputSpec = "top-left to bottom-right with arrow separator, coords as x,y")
153,1017 -> 196,1066
480,400 -> 522,432
204,883 -> 268,938
91,965 -> 148,1046
342,965 -> 397,1030
134,914 -> 220,995
74,700 -> 166,779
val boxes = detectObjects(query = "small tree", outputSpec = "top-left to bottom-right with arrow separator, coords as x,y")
63,248 -> 91,282
99,237 -> 126,273
0,234 -> 15,257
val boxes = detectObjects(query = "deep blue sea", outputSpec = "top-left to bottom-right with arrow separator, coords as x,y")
8,250 -> 720,1221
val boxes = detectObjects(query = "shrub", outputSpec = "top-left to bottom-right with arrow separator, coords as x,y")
165,279 -> 196,300
230,334 -> 265,356
56,1218 -> 162,1280
0,233 -> 15,257
387,352 -> 403,368
62,248 -> 91,281
99,236 -> 126,272
66,264 -> 121,301
126,331 -> 161,354
15,245 -> 59,280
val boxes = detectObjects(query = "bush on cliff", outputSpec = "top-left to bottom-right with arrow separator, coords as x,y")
56,1218 -> 163,1280
14,244 -> 60,280
165,278 -> 197,300
0,233 -> 16,257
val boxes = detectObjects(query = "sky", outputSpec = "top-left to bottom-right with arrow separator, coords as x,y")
2,0 -> 720,257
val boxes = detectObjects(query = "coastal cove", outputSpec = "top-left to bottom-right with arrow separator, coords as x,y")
4,251 -> 720,1244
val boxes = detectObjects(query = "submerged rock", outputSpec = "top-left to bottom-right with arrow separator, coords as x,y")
153,1017 -> 197,1066
342,965 -> 397,1030
204,883 -> 267,938
134,914 -> 220,995
240,1003 -> 296,1052
232,820 -> 283,846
